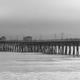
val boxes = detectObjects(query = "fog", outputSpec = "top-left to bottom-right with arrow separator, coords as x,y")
0,0 -> 80,38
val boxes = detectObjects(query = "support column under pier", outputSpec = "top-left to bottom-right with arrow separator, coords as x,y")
68,46 -> 71,55
54,46 -> 57,54
52,46 -> 57,54
75,46 -> 79,56
56,46 -> 58,54
73,46 -> 75,56
63,46 -> 67,55
60,46 -> 64,55
58,46 -> 63,55
49,45 -> 53,54
79,46 -> 80,56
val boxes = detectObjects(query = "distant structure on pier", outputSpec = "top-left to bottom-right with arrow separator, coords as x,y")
23,36 -> 32,41
0,36 -> 6,41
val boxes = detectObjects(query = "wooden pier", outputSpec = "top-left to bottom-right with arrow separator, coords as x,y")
0,39 -> 80,56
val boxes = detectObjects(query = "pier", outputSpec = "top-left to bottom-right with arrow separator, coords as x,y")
0,39 -> 80,56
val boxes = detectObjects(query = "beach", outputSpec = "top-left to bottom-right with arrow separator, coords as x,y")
0,52 -> 80,80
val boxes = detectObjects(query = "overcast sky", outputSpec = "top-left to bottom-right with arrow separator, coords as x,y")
0,0 -> 80,38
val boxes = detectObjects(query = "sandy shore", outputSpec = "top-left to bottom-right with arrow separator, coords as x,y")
0,72 -> 80,80
0,52 -> 80,80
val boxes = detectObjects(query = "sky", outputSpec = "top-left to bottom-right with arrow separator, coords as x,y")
0,0 -> 80,39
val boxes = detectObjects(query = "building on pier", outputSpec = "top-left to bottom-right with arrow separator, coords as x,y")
23,36 -> 32,41
0,36 -> 6,41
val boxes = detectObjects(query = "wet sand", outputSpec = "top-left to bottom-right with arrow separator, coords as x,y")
0,52 -> 80,80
